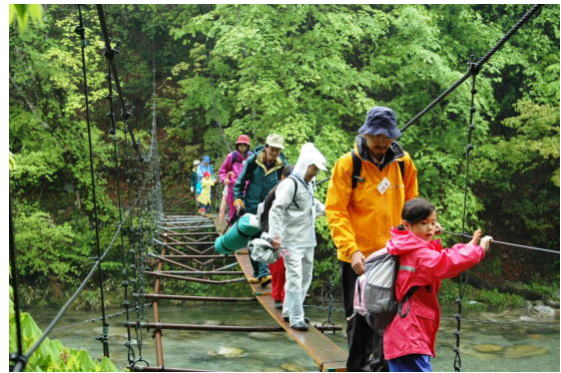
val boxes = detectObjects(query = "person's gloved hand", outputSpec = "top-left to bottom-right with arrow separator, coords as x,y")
271,237 -> 282,251
480,235 -> 493,253
234,199 -> 245,213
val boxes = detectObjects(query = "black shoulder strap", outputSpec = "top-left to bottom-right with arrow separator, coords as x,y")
245,156 -> 257,178
351,151 -> 406,189
351,151 -> 364,189
288,176 -> 300,209
398,160 -> 405,180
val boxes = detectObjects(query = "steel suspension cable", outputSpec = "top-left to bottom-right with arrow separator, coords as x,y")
94,5 -> 149,364
9,50 -> 151,370
400,4 -> 543,133
443,231 -> 559,255
11,217 -> 128,372
9,197 -> 26,371
452,63 -> 479,373
96,5 -> 141,161
50,303 -> 152,334
100,21 -> 136,364
76,4 -> 110,358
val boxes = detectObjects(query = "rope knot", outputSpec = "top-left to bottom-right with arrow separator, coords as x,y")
104,47 -> 119,60
74,25 -> 85,37
468,61 -> 480,76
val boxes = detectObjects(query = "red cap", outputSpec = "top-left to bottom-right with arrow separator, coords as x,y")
236,134 -> 250,145
203,172 -> 211,177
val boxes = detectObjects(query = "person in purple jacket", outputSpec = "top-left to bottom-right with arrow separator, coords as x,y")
219,135 -> 253,222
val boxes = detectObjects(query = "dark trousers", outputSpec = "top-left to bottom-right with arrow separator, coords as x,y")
341,261 -> 388,372
251,257 -> 270,279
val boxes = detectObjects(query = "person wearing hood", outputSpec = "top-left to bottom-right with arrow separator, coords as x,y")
197,172 -> 216,214
197,155 -> 214,181
197,156 -> 215,210
384,198 -> 491,371
190,159 -> 201,195
233,134 -> 287,285
268,143 -> 327,331
325,107 -> 419,370
219,135 -> 253,222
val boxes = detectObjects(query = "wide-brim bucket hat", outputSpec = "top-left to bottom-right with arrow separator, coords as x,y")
265,134 -> 285,149
358,106 -> 401,139
236,134 -> 250,145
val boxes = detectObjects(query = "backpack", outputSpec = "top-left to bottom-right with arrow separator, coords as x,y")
259,176 -> 300,232
351,151 -> 406,189
353,248 -> 418,330
230,150 -> 251,165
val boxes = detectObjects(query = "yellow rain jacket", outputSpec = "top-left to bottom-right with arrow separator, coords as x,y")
326,138 -> 418,263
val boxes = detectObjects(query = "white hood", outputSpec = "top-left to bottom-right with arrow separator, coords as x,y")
292,143 -> 327,181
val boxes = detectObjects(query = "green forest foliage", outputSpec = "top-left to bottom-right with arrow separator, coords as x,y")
9,288 -> 118,371
9,5 -> 559,305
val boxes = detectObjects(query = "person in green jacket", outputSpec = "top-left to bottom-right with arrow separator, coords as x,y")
234,134 -> 287,285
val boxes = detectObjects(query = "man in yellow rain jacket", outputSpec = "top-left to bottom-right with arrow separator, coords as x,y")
325,106 -> 418,371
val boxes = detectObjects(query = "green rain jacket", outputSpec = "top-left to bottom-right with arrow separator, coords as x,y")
233,148 -> 286,214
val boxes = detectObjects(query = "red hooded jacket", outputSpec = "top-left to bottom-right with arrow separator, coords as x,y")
383,228 -> 485,360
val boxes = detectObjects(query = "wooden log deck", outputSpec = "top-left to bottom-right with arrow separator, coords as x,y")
139,213 -> 347,372
235,248 -> 347,371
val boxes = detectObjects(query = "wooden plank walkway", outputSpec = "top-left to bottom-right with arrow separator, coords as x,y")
146,214 -> 347,372
235,249 -> 347,372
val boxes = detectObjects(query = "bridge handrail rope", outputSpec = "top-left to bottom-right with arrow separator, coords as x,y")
10,5 -> 156,368
96,5 -> 141,162
76,4 -> 110,358
400,4 -> 543,133
50,303 -> 153,334
443,231 -> 559,255
11,191 -> 146,371
9,198 -> 25,371
96,4 -> 158,366
97,4 -> 136,363
452,60 -> 479,372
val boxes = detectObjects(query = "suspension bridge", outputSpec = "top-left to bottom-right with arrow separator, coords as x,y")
9,4 -> 558,372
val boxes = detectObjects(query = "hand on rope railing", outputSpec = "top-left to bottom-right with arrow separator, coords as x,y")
442,230 -> 558,255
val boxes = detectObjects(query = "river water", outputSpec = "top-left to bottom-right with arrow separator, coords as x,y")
31,302 -> 559,372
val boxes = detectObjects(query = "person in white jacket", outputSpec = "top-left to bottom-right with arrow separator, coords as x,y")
268,143 -> 327,331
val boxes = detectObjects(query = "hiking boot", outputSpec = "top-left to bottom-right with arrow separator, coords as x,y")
248,277 -> 260,284
274,301 -> 283,309
259,275 -> 272,287
291,321 -> 309,331
283,316 -> 310,324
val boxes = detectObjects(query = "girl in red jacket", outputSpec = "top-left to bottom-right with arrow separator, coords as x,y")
384,198 -> 492,372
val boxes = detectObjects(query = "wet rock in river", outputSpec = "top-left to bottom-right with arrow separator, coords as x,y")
280,362 -> 306,371
545,300 -> 560,309
208,346 -> 245,358
203,319 -> 221,326
463,348 -> 500,360
248,331 -> 277,341
504,345 -> 549,358
473,344 -> 504,353
526,326 -> 559,335
530,305 -> 556,318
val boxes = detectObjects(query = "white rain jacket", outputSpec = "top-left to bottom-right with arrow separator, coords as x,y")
268,143 -> 327,248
